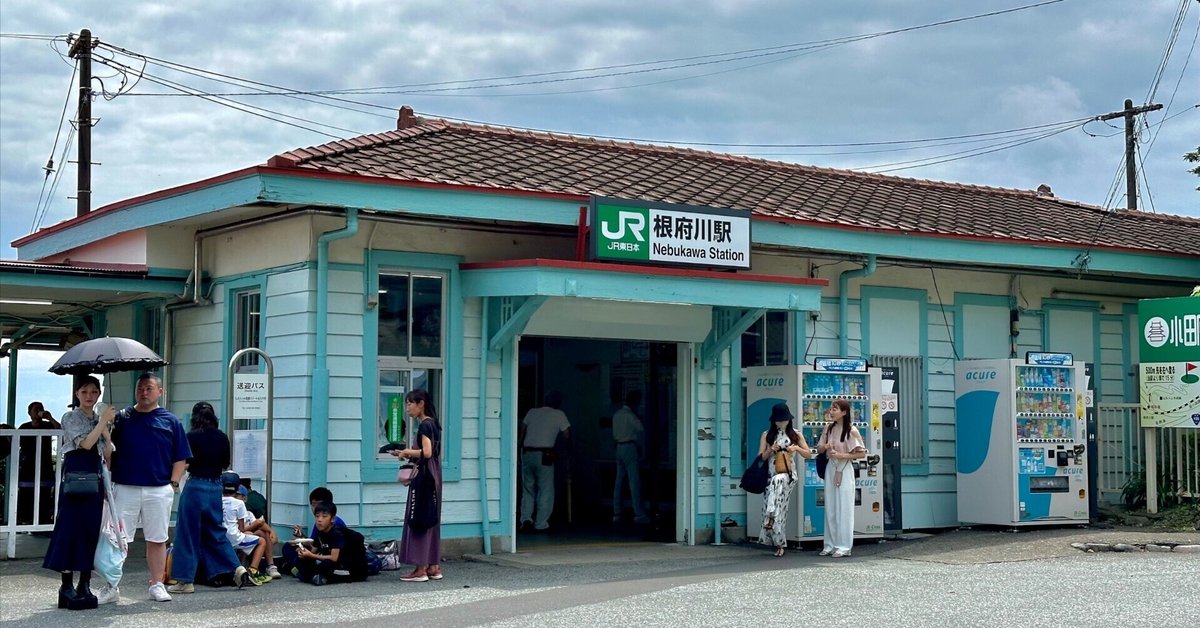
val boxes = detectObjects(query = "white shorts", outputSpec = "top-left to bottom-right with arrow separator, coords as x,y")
231,533 -> 260,554
114,483 -> 175,543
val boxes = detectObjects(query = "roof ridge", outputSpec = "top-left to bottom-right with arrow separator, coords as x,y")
428,118 -> 1128,207
269,120 -> 451,166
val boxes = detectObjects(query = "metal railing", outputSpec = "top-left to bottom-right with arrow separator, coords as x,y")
1096,403 -> 1200,508
1,428 -> 63,558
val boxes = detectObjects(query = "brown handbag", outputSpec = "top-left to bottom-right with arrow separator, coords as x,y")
773,451 -> 790,474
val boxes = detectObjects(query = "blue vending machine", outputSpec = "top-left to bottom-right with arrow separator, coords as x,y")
954,354 -> 1091,526
745,359 -> 884,543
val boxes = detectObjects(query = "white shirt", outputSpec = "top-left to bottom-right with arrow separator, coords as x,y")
522,406 -> 570,448
612,405 -> 643,444
221,495 -> 249,544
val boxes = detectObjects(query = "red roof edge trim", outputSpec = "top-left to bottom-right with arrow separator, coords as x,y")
459,258 -> 829,287
12,166 -> 265,247
757,214 -> 1199,260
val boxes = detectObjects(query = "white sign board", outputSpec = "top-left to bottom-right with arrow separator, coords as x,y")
234,430 -> 268,479
233,373 -> 270,419
1139,362 -> 1200,429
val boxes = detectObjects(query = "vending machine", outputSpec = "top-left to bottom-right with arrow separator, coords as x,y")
745,358 -> 885,542
954,354 -> 1090,526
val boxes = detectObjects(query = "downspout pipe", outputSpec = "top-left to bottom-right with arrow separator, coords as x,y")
477,298 -> 493,554
309,209 -> 359,493
712,351 -> 724,545
838,255 -> 877,357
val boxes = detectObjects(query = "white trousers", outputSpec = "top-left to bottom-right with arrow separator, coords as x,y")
612,443 -> 646,519
520,451 -> 555,529
823,461 -> 856,553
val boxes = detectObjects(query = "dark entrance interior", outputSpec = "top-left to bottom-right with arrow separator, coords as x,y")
516,337 -> 678,545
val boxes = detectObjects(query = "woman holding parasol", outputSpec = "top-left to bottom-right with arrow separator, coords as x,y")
42,375 -> 116,609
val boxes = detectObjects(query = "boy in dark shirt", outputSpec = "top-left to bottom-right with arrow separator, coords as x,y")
293,502 -> 367,585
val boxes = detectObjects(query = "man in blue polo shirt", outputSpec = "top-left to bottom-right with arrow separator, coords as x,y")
110,372 -> 191,603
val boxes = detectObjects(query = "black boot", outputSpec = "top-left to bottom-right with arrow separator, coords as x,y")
58,572 -> 78,609
75,572 -> 98,609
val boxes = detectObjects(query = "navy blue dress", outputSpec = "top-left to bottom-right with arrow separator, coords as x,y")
43,447 -> 103,572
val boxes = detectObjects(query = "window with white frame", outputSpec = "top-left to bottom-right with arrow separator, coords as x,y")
234,289 -> 262,372
376,271 -> 445,459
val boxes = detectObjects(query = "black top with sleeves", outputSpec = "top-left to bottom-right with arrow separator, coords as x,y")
186,428 -> 231,479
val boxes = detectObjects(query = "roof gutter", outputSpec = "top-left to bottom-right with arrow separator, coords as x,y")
310,209 -> 359,493
839,255 -> 877,357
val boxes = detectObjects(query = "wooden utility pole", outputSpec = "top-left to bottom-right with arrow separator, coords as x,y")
67,29 -> 93,217
1099,99 -> 1163,211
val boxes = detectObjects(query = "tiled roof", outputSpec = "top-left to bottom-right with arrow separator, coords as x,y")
0,259 -> 149,274
270,119 -> 1200,257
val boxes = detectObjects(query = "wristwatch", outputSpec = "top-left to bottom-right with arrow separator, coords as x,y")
170,480 -> 180,488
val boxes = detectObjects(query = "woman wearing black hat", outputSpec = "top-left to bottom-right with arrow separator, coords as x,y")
756,403 -> 811,557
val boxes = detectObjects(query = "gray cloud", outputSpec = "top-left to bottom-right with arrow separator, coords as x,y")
2,0 -> 1197,257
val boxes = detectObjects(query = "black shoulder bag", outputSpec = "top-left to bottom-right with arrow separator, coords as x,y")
405,420 -> 441,530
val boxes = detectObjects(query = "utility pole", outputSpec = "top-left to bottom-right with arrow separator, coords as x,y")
1099,99 -> 1162,211
67,29 -> 93,218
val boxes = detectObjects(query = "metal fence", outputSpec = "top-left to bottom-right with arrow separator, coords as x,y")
1,428 -> 63,558
1096,403 -> 1200,508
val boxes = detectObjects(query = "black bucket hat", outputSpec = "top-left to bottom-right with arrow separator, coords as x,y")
769,403 -> 795,423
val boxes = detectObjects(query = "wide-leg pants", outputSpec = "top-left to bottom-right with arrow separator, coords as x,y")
823,461 -> 855,553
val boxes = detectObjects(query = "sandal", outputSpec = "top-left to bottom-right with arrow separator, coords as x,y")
774,547 -> 785,557
427,568 -> 443,581
400,570 -> 429,582
819,549 -> 833,556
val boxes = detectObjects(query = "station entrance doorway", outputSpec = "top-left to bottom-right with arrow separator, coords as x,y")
516,336 -> 679,546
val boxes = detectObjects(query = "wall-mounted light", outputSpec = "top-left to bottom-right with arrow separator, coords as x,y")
0,298 -> 54,306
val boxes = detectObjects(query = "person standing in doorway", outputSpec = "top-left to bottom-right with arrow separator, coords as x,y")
110,372 -> 191,602
611,389 -> 650,525
815,398 -> 866,558
519,390 -> 571,532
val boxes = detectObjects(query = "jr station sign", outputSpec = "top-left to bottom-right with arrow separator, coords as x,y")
589,196 -> 752,270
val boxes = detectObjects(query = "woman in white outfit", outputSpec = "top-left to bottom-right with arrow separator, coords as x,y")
816,399 -> 866,558
757,403 -> 811,557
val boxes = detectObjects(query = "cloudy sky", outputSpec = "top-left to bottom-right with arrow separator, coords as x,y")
1,1 -> 1198,416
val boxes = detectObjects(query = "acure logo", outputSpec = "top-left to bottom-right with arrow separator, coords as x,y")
601,211 -> 646,242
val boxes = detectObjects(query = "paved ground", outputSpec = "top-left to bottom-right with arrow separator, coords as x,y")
1,526 -> 1197,627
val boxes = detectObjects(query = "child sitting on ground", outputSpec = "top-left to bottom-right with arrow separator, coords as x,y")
293,501 -> 368,585
220,472 -> 273,585
279,486 -> 346,575
236,485 -> 281,578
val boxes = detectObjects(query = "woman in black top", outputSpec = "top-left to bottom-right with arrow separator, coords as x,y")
167,402 -> 246,591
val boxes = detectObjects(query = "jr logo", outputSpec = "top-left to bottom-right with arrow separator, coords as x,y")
601,210 -> 646,241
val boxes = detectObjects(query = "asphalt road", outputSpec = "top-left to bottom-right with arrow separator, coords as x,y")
1,529 -> 1197,627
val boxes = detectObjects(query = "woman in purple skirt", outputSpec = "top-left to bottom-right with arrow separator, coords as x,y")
395,388 -> 443,582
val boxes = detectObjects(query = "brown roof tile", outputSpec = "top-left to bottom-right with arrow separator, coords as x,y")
269,119 -> 1200,257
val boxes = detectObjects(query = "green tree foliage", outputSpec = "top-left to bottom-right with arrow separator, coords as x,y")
1187,146 -> 1200,190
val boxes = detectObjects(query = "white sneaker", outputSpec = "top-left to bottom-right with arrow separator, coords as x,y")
266,565 -> 282,579
148,582 -> 172,602
96,584 -> 120,605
